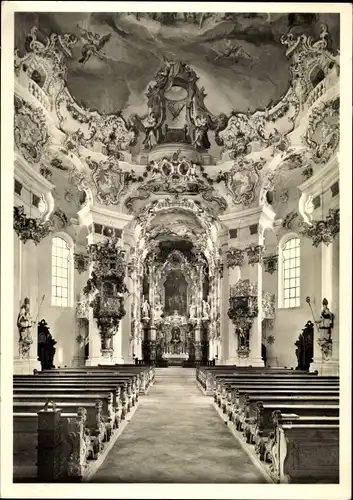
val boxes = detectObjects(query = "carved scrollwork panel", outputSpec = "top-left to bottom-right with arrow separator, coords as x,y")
14,97 -> 50,164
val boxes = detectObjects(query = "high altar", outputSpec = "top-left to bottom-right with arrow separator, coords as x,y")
141,249 -> 213,365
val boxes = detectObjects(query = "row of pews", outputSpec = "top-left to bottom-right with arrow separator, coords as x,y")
13,364 -> 155,482
196,366 -> 339,484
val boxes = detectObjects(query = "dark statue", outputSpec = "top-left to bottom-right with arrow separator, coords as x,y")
37,319 -> 57,370
294,320 -> 314,371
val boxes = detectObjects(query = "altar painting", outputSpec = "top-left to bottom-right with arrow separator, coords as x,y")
164,270 -> 188,316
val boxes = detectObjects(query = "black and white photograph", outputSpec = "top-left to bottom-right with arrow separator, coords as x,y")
1,2 -> 352,499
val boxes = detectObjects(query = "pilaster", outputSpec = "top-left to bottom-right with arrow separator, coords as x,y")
220,205 -> 275,366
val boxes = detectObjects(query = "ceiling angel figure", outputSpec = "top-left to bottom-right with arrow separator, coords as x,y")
213,40 -> 254,65
77,25 -> 112,65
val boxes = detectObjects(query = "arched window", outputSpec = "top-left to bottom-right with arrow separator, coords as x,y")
278,235 -> 301,308
51,236 -> 72,307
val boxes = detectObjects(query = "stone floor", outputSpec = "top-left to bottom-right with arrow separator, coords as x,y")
90,368 -> 268,483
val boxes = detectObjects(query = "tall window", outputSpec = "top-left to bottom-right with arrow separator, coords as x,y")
281,237 -> 301,308
52,236 -> 70,307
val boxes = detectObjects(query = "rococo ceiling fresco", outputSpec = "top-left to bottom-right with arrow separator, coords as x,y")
15,12 -> 339,116
14,10 -> 340,248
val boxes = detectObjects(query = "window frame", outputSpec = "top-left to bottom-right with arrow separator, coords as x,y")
51,233 -> 74,308
278,233 -> 301,309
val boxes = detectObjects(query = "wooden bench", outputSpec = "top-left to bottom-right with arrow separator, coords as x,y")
215,377 -> 339,408
14,378 -> 134,414
226,387 -> 340,420
39,366 -> 155,393
266,412 -> 339,483
238,401 -> 339,459
13,403 -> 93,482
212,374 -> 338,398
196,366 -> 334,393
13,397 -> 112,450
14,375 -> 138,408
222,384 -> 339,413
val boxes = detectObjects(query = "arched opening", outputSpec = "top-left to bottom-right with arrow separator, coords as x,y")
309,66 -> 325,89
30,68 -> 46,88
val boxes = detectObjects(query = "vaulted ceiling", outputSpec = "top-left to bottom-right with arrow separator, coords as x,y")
15,12 -> 339,117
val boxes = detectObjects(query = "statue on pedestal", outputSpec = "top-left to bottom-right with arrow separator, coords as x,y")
318,298 -> 334,338
17,297 -> 34,343
142,299 -> 150,319
189,303 -> 196,319
202,299 -> 210,320
37,319 -> 57,370
154,295 -> 164,323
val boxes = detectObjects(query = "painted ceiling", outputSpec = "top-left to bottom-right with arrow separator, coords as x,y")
15,12 -> 339,117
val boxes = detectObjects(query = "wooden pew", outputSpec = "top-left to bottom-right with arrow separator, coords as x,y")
223,384 -> 339,415
14,391 -> 116,435
13,386 -> 124,426
212,375 -> 338,400
266,411 -> 339,483
238,401 -> 339,459
40,365 -> 155,393
196,366 -> 331,394
13,403 -> 93,482
14,377 -> 134,410
216,377 -> 339,408
14,374 -> 138,409
14,397 -> 112,450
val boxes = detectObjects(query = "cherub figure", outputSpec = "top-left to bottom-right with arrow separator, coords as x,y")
78,26 -> 112,65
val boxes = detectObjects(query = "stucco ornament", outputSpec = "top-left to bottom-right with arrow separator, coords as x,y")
125,151 -> 227,214
219,157 -> 265,206
302,98 -> 339,164
218,113 -> 260,157
281,24 -> 340,106
87,157 -> 140,205
14,97 -> 50,163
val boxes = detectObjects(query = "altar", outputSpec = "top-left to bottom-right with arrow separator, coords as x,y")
156,310 -> 191,365
162,352 -> 189,366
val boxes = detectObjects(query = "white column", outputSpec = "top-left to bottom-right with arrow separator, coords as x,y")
220,249 -> 229,363
311,240 -> 339,375
248,259 -> 265,367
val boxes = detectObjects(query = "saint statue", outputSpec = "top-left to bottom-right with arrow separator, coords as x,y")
143,112 -> 158,150
191,114 -> 211,151
17,298 -> 34,343
154,301 -> 164,322
318,298 -> 334,338
202,299 -> 210,320
189,303 -> 196,319
142,299 -> 150,319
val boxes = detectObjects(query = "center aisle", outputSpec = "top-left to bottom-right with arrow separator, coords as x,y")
90,368 -> 267,483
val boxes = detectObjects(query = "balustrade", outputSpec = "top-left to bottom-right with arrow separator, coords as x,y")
28,79 -> 51,112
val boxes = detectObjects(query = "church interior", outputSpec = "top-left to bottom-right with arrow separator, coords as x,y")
11,11 -> 343,486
